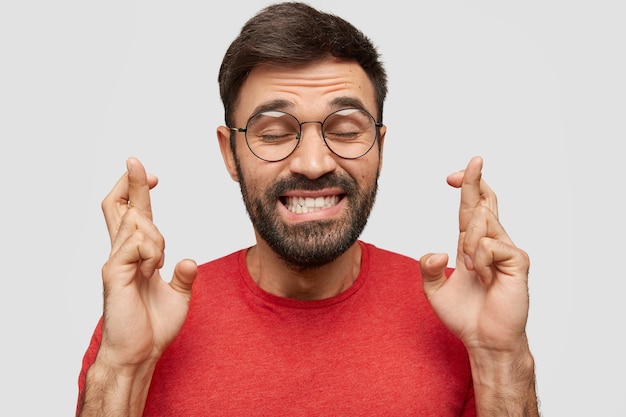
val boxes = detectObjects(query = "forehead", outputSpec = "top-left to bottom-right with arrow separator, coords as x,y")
236,57 -> 377,120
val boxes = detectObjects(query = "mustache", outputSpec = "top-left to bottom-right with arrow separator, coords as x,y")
269,173 -> 357,196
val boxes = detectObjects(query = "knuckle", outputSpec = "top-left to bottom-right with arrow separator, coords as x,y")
133,229 -> 147,243
518,248 -> 531,268
477,236 -> 492,252
101,197 -> 114,214
475,205 -> 492,217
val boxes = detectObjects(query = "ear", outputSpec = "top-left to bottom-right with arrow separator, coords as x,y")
217,126 -> 240,182
377,124 -> 386,173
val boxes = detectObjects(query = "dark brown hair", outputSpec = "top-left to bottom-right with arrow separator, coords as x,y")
218,1 -> 388,127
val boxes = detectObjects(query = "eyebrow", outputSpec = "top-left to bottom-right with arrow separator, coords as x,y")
248,96 -> 372,119
250,99 -> 294,116
328,96 -> 368,112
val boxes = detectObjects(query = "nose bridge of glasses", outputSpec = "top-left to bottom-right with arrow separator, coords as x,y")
298,120 -> 325,140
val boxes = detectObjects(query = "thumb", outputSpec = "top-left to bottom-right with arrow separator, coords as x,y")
170,259 -> 198,296
419,253 -> 449,298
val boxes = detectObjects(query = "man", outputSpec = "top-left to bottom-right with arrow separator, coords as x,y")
77,2 -> 539,416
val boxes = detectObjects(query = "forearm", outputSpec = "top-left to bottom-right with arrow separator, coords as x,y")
469,342 -> 540,417
77,353 -> 157,417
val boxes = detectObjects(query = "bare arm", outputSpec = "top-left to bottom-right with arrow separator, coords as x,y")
79,355 -> 157,417
78,158 -> 197,417
420,156 -> 539,417
467,341 -> 538,416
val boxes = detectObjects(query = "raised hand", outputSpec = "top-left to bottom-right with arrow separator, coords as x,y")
98,157 -> 197,371
78,158 -> 197,416
419,156 -> 539,415
419,156 -> 531,355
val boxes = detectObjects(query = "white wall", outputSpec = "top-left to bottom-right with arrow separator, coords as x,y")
1,1 -> 623,415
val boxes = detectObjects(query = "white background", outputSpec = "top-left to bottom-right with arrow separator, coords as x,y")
1,1 -> 624,415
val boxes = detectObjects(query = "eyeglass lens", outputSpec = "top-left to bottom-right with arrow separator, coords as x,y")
245,108 -> 377,161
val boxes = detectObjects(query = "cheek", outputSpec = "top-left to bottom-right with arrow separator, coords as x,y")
345,157 -> 380,183
239,160 -> 285,195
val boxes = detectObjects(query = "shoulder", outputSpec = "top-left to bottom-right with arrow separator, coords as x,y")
361,241 -> 420,270
191,248 -> 248,295
360,241 -> 454,278
197,249 -> 245,275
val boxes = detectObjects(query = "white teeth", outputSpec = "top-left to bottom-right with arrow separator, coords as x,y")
285,195 -> 340,213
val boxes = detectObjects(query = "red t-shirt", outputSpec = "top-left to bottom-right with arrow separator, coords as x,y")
78,241 -> 476,416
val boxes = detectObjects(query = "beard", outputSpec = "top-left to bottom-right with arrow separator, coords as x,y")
235,160 -> 379,269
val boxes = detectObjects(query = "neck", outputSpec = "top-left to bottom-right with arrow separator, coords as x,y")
246,240 -> 362,300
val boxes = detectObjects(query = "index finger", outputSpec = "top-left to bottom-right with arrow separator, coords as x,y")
126,157 -> 154,222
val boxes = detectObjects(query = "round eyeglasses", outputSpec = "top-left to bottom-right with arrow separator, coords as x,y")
228,108 -> 382,162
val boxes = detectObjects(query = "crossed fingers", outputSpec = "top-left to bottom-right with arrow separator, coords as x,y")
448,156 -> 498,230
451,157 -> 520,282
102,158 -> 158,242
101,158 -> 164,280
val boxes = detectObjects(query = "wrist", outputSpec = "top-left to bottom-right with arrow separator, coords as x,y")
79,350 -> 158,417
467,339 -> 535,387
95,342 -> 160,379
467,339 -> 539,417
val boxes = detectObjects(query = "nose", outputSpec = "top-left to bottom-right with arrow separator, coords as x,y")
288,122 -> 337,179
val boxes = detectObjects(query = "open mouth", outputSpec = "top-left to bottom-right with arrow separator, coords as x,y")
281,195 -> 344,214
